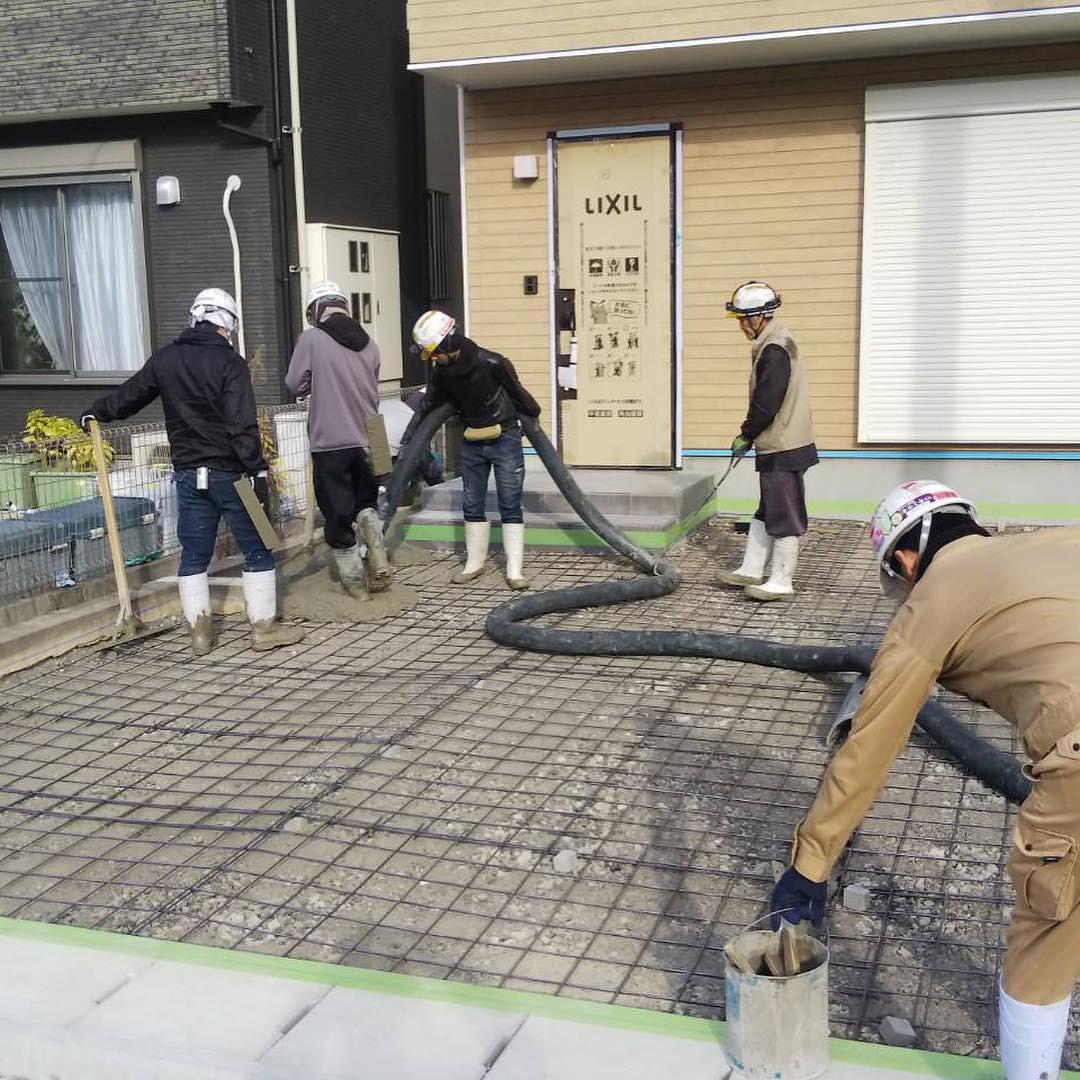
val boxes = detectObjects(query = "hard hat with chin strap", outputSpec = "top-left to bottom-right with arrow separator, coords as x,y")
305,281 -> 348,323
412,310 -> 456,360
726,281 -> 781,318
189,288 -> 238,333
870,480 -> 978,599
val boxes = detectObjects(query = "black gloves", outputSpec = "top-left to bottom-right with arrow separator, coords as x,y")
770,866 -> 827,929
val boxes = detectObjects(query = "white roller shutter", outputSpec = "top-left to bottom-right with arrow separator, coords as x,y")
858,74 -> 1080,444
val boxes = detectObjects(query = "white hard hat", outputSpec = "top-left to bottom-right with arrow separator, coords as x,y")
412,310 -> 456,360
726,281 -> 781,318
305,280 -> 348,322
189,288 -> 238,333
870,480 -> 977,598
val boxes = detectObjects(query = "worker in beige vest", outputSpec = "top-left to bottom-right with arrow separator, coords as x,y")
717,282 -> 818,601
770,480 -> 1080,1079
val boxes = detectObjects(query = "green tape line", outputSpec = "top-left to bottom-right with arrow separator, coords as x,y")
2,917 -> 1076,1077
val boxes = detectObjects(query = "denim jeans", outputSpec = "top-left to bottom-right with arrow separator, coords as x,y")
460,427 -> 525,524
175,469 -> 275,575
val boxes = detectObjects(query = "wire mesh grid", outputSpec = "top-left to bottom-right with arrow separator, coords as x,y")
0,518 -> 1071,1062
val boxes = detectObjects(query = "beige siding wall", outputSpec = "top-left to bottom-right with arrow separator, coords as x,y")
409,0 -> 1074,64
463,43 -> 1080,451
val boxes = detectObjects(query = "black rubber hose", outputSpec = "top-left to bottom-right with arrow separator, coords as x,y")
379,402 -> 458,525
380,410 -> 1031,804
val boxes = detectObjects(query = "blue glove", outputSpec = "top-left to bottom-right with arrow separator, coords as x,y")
770,866 -> 827,930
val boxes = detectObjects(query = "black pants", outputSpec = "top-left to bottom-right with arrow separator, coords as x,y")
312,448 -> 379,549
753,469 -> 808,538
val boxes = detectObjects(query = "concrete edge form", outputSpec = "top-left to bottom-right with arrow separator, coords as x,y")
0,916 -> 1071,1078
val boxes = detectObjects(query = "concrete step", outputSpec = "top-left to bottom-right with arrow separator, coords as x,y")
405,470 -> 715,552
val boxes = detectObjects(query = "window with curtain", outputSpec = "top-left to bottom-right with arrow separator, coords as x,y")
0,179 -> 148,376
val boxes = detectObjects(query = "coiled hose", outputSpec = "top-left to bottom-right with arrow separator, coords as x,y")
383,409 -> 1031,804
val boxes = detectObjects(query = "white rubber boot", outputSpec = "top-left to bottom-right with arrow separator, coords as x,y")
999,981 -> 1070,1079
178,572 -> 215,656
746,535 -> 798,601
502,522 -> 529,591
330,545 -> 367,598
242,570 -> 306,651
717,518 -> 771,586
452,521 -> 490,584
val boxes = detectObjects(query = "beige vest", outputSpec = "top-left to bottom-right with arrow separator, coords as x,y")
749,321 -> 815,454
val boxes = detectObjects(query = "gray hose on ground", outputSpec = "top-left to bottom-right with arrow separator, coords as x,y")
381,410 -> 1031,804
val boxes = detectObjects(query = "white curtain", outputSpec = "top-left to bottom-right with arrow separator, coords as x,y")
66,182 -> 146,372
0,188 -> 69,370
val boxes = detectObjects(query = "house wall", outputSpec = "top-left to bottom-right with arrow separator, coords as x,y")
297,0 -> 429,379
0,114 -> 283,436
461,41 -> 1080,453
407,0 -> 1077,63
0,0 -> 235,122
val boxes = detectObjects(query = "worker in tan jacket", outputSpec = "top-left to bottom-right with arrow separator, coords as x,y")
770,480 -> 1080,1080
717,281 -> 818,601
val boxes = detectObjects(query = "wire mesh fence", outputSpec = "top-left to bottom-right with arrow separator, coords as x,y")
0,387 -> 460,604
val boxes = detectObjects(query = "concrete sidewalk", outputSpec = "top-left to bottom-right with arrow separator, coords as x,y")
0,917 -> 1048,1080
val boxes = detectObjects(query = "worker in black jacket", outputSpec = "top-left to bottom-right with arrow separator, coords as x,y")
80,288 -> 304,657
404,310 -> 540,589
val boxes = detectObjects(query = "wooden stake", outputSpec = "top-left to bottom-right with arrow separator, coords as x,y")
233,479 -> 280,550
780,921 -> 802,976
88,419 -> 139,636
302,455 -> 316,549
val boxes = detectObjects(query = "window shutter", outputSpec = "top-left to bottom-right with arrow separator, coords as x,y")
858,75 -> 1080,444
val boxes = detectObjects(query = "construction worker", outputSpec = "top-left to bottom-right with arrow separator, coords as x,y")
285,281 -> 392,597
403,310 -> 540,589
770,480 -> 1080,1079
79,288 -> 305,656
717,282 -> 817,601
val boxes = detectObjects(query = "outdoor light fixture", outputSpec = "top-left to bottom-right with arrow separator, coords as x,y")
155,176 -> 181,207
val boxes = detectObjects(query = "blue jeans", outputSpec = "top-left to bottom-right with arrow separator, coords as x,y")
461,427 -> 525,524
176,469 -> 275,575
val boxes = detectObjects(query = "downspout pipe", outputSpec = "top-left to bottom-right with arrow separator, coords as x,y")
285,0 -> 309,306
222,174 -> 245,357
267,0 -> 295,352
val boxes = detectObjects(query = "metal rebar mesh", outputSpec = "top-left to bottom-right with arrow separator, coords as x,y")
0,518 -> 1070,1063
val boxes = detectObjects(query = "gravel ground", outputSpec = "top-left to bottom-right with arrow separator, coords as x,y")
0,517 -> 1072,1064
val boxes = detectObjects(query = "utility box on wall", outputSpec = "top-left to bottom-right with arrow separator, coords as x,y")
305,224 -> 404,385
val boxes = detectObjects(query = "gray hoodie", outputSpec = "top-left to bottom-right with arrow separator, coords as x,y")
285,311 -> 380,452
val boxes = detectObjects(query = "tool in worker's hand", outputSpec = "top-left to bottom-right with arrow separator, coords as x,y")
690,451 -> 744,522
234,478 -> 280,550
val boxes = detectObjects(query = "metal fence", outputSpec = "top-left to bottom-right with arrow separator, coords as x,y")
0,387 -> 460,604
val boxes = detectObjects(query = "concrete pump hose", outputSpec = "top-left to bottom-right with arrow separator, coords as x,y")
380,407 -> 1031,805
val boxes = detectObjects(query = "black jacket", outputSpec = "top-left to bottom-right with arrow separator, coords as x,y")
403,339 -> 541,443
87,326 -> 265,474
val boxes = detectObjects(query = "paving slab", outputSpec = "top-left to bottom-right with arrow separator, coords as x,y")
0,933 -> 150,1025
485,1014 -> 731,1080
72,960 -> 329,1062
261,984 -> 524,1080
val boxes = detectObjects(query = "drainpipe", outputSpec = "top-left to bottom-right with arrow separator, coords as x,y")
267,0 -> 295,352
222,174 -> 245,356
284,0 -> 309,306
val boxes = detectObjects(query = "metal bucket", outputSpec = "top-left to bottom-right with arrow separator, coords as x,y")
724,920 -> 830,1079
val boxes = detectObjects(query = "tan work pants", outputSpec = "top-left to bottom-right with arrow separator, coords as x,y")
1004,728 -> 1080,1004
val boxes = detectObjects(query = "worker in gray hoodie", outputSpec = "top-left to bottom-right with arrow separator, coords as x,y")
285,281 -> 392,596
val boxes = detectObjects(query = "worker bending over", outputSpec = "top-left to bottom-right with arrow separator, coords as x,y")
81,289 -> 304,656
404,311 -> 540,590
771,480 -> 1080,1079
718,281 -> 817,601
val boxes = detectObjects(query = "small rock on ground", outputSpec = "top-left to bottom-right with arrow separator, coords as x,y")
880,1016 -> 917,1047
